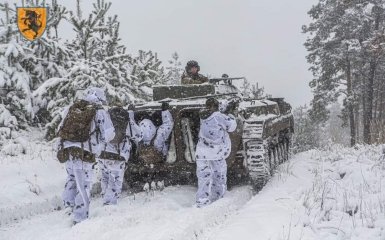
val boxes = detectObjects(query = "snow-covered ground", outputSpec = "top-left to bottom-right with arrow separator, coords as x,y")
0,129 -> 64,226
1,131 -> 385,240
207,145 -> 385,240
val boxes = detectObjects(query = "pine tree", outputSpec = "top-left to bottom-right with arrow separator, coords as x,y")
166,52 -> 183,85
327,102 -> 349,145
240,78 -> 251,98
303,0 -> 385,145
250,82 -> 265,99
1,0 -> 173,142
33,0 -> 123,139
33,0 -> 169,139
292,105 -> 328,152
127,50 -> 170,101
240,79 -> 266,99
0,2 -> 35,132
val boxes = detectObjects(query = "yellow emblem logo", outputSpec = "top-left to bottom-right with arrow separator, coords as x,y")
17,7 -> 47,41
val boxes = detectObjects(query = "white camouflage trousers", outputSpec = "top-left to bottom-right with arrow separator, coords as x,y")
98,159 -> 125,205
196,159 -> 227,207
62,157 -> 94,223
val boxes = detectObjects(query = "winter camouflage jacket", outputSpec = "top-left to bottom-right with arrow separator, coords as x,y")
153,110 -> 174,155
181,71 -> 209,85
102,110 -> 143,161
56,89 -> 115,156
195,111 -> 237,161
140,119 -> 157,145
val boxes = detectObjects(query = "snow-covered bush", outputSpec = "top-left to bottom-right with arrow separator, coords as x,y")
0,0 -> 181,145
301,145 -> 385,238
32,1 -> 171,140
166,52 -> 183,85
293,103 -> 349,153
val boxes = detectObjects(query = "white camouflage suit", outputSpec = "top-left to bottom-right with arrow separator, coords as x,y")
59,87 -> 115,224
140,110 -> 174,156
195,111 -> 237,207
98,110 -> 143,205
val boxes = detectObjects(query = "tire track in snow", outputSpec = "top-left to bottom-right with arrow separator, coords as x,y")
0,195 -> 63,226
0,186 -> 253,240
0,184 -> 102,226
162,186 -> 253,240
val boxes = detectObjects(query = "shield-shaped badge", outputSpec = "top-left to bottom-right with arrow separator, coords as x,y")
17,7 -> 47,41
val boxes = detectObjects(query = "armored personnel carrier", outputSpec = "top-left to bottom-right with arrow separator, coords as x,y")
126,78 -> 294,191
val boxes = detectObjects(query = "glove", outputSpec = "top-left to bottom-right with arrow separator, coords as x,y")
219,100 -> 229,113
127,110 -> 134,120
161,102 -> 170,111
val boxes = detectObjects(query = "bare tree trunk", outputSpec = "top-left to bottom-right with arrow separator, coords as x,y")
380,76 -> 385,121
355,104 -> 360,143
364,59 -> 375,144
5,3 -> 10,42
346,46 -> 356,146
361,67 -> 367,144
363,11 -> 381,144
373,78 -> 379,121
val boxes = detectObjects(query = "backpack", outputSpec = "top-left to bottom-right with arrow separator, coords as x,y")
138,144 -> 163,164
58,100 -> 99,142
109,107 -> 130,144
137,128 -> 163,164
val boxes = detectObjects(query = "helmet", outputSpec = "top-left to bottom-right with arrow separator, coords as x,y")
185,60 -> 200,72
127,103 -> 135,111
205,97 -> 219,111
222,73 -> 229,78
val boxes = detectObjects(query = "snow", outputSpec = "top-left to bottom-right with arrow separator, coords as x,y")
214,84 -> 239,95
206,152 -> 317,240
0,129 -> 63,225
239,99 -> 278,108
248,113 -> 278,121
206,145 -> 385,240
2,130 -> 385,240
0,105 -> 18,128
4,40 -> 21,58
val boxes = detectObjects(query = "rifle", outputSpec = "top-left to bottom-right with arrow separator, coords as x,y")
172,92 -> 241,101
208,77 -> 246,85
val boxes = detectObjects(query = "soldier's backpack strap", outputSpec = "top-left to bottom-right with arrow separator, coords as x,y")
150,127 -> 159,146
92,105 -> 103,145
120,114 -> 134,155
128,115 -> 133,140
83,114 -> 100,162
56,139 -> 68,163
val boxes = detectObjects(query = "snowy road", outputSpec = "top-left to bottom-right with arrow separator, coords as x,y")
0,186 -> 253,240
0,152 -> 311,240
2,143 -> 385,239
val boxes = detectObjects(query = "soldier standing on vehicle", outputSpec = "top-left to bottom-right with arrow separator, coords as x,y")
181,60 -> 209,85
195,98 -> 237,207
56,87 -> 115,224
98,103 -> 142,205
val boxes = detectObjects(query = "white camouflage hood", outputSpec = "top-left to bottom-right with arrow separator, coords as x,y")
82,87 -> 107,105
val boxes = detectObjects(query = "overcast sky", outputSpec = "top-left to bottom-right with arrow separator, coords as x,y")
17,0 -> 318,107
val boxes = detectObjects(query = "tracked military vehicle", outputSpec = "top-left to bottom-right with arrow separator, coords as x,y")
126,78 -> 294,191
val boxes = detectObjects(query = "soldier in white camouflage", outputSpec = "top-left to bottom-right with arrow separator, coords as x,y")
195,98 -> 237,207
98,104 -> 143,205
139,102 -> 174,157
57,87 -> 115,224
181,60 -> 209,85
